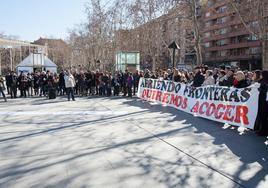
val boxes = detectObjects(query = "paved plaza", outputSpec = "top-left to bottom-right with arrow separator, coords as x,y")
0,97 -> 267,188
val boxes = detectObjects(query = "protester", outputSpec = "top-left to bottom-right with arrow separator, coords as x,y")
58,70 -> 66,96
173,69 -> 181,82
133,70 -> 140,95
216,70 -> 226,86
20,73 -> 28,98
0,75 -> 7,102
33,72 -> 40,96
252,70 -> 262,84
39,71 -> 47,97
144,69 -> 151,78
64,70 -> 76,101
202,70 -> 215,86
192,67 -> 205,87
222,69 -> 235,87
233,71 -> 250,88
10,71 -> 18,99
127,72 -> 133,98
5,72 -> 11,95
122,70 -> 129,96
254,70 -> 268,136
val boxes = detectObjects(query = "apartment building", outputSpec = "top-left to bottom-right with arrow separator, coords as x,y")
202,0 -> 267,70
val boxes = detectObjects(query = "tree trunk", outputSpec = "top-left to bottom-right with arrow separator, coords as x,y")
192,0 -> 202,66
262,40 -> 268,70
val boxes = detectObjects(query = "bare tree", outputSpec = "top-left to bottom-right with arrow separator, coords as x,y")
68,0 -> 194,71
230,0 -> 268,70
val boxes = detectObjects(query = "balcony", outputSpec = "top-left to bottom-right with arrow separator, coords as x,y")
204,54 -> 262,62
205,41 -> 261,52
203,30 -> 250,42
204,11 -> 235,22
208,0 -> 230,9
203,19 -> 241,33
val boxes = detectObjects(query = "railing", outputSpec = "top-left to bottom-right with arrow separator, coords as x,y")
205,54 -> 262,62
205,41 -> 261,51
203,30 -> 250,42
203,19 -> 241,33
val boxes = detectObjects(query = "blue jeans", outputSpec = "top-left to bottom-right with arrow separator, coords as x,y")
0,87 -> 6,101
66,87 -> 75,101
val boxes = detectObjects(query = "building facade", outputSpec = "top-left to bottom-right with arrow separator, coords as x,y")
202,0 -> 267,70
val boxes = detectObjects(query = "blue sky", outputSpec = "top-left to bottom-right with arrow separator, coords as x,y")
0,0 -> 89,41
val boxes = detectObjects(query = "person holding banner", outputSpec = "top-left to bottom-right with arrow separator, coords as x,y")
192,67 -> 205,87
202,70 -> 215,86
233,71 -> 250,88
255,70 -> 268,136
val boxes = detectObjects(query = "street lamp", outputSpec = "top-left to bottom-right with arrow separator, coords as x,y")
168,41 -> 180,69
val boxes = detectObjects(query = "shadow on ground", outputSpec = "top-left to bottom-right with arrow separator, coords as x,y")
121,98 -> 268,188
0,97 -> 267,188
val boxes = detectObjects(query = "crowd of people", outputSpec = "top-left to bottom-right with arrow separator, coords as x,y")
0,69 -> 141,101
0,65 -> 267,136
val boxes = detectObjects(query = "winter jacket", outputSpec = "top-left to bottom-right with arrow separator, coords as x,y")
64,74 -> 76,88
203,76 -> 215,86
192,72 -> 205,87
234,79 -> 249,88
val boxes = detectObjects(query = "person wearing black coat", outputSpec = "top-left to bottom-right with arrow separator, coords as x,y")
0,76 -> 7,102
233,71 -> 250,88
254,71 -> 268,136
5,72 -> 12,95
90,71 -> 96,95
133,70 -> 140,95
112,74 -> 120,96
10,71 -> 18,99
58,71 -> 65,95
222,69 -> 235,87
122,70 -> 129,96
192,67 -> 205,87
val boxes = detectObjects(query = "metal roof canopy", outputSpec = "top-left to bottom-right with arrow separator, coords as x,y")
0,38 -> 45,48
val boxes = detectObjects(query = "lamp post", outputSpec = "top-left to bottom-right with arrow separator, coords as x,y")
168,41 -> 180,69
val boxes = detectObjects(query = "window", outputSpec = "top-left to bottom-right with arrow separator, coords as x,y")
249,47 -> 261,55
217,6 -> 227,13
216,17 -> 228,24
250,21 -> 259,28
219,28 -> 227,35
204,32 -> 211,38
222,17 -> 228,23
220,50 -> 228,57
204,42 -> 210,48
217,39 -> 227,46
208,0 -> 214,7
205,52 -> 211,58
215,28 -> 227,35
248,34 -> 258,41
217,18 -> 223,24
205,21 -> 212,27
